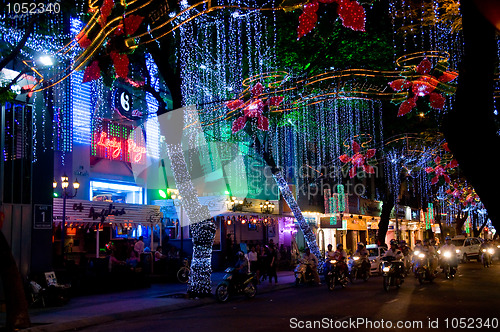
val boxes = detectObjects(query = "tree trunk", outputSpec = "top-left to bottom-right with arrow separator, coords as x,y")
0,231 -> 31,330
187,219 -> 216,297
377,194 -> 394,246
435,204 -> 445,243
455,210 -> 469,235
250,133 -> 322,262
158,107 -> 215,297
442,0 -> 500,233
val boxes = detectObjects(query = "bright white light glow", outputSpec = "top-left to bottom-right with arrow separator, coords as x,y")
39,56 -> 53,66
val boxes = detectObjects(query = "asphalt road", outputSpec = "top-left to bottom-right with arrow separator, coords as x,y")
76,262 -> 500,332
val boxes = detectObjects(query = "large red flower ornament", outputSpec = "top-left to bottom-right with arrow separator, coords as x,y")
388,58 -> 458,116
339,141 -> 376,178
227,82 -> 284,134
425,156 -> 458,185
296,0 -> 366,39
77,0 -> 144,82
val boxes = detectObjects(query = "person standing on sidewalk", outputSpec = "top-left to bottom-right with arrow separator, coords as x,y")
267,245 -> 278,284
134,236 -> 145,261
248,246 -> 259,281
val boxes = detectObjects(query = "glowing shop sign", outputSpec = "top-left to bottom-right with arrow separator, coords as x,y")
93,131 -> 146,164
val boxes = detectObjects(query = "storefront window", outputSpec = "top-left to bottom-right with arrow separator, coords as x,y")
90,181 -> 144,204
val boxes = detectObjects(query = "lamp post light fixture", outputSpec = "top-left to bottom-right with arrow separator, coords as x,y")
260,201 -> 275,214
53,174 -> 79,257
226,196 -> 244,212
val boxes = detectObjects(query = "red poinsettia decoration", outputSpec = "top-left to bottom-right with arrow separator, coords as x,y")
296,0 -> 366,39
227,83 -> 284,134
339,141 -> 376,178
77,0 -> 144,83
388,58 -> 458,116
425,156 -> 458,185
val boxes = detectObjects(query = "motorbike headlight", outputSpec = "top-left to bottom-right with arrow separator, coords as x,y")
353,256 -> 360,261
443,252 -> 452,258
330,260 -> 337,264
497,245 -> 500,249
382,266 -> 391,272
414,251 -> 420,256
418,253 -> 425,259
488,248 -> 495,254
437,250 -> 441,255
456,249 -> 460,254
482,249 -> 486,252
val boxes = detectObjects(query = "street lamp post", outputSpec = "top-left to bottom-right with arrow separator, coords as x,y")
172,194 -> 183,257
260,201 -> 275,244
53,174 -> 79,258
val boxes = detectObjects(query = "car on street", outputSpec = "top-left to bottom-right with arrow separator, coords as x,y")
451,236 -> 482,263
366,244 -> 386,274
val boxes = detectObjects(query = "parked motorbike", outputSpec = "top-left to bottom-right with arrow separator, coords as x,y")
325,259 -> 349,291
381,256 -> 404,292
348,256 -> 370,283
215,267 -> 257,302
415,252 -> 437,284
482,248 -> 495,268
294,261 -> 316,286
438,250 -> 457,279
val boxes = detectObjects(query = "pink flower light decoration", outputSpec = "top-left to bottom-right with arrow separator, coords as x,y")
339,141 -> 376,178
388,58 -> 458,116
226,82 -> 284,134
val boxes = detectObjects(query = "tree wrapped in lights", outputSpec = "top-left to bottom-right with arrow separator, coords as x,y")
226,81 -> 323,263
158,106 -> 216,298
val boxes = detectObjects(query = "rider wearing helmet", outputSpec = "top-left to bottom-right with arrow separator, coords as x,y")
439,236 -> 458,268
422,239 -> 438,273
354,242 -> 371,276
302,247 -> 321,285
332,243 -> 348,277
235,251 -> 249,273
384,239 -> 404,276
384,240 -> 404,260
333,243 -> 348,262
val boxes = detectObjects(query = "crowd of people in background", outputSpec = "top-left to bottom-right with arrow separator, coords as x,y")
226,237 -> 295,285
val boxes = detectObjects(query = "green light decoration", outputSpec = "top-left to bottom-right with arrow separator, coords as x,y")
426,203 -> 434,230
329,197 -> 338,226
336,184 -> 345,212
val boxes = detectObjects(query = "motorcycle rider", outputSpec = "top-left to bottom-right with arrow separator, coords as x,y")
422,239 -> 438,274
384,239 -> 404,276
439,236 -> 458,272
414,240 -> 424,253
302,247 -> 321,285
234,251 -> 249,287
332,243 -> 348,278
353,242 -> 371,276
480,239 -> 494,265
323,244 -> 336,278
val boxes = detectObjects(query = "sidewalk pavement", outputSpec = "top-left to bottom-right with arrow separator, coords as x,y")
3,270 -> 296,332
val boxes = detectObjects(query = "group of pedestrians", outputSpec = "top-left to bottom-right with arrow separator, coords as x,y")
240,243 -> 279,284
